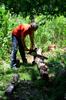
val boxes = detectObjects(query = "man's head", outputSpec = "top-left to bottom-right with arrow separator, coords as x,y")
30,22 -> 38,31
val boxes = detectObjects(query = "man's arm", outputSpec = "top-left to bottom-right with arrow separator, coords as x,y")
29,32 -> 35,50
21,36 -> 29,51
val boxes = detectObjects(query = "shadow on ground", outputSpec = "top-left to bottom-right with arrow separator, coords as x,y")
6,80 -> 47,100
5,71 -> 66,100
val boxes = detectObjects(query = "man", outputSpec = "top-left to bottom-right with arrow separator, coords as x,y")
11,22 -> 38,68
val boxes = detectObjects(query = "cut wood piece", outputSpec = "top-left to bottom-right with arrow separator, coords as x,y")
5,74 -> 20,95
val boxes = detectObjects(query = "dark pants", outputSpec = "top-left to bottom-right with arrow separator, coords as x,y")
11,35 -> 27,67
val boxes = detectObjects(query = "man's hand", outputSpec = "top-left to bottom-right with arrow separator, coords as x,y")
30,44 -> 36,51
28,47 -> 37,55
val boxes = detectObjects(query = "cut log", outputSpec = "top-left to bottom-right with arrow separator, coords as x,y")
29,48 -> 49,80
48,44 -> 56,51
5,74 -> 20,95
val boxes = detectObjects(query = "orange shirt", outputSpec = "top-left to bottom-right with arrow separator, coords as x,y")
12,24 -> 32,37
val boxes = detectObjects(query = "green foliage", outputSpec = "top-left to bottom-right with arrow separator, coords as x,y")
0,5 -> 10,59
35,15 -> 66,50
0,0 -> 66,17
